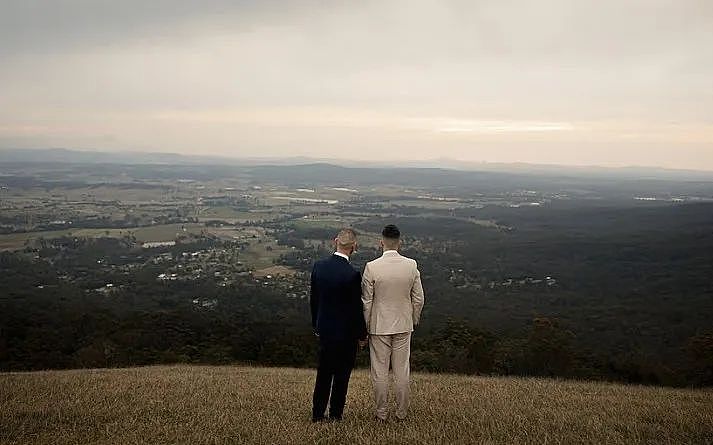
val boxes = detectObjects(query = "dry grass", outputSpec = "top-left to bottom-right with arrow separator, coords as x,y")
1,365 -> 711,445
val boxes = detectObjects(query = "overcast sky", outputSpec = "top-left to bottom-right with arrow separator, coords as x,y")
1,0 -> 712,169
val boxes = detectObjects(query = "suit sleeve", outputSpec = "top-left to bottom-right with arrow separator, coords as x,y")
354,271 -> 368,340
310,265 -> 319,331
361,263 -> 375,333
410,263 -> 425,327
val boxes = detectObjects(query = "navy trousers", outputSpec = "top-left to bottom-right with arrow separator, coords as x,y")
312,338 -> 358,420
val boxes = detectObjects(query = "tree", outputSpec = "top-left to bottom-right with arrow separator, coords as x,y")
525,317 -> 575,377
687,332 -> 713,386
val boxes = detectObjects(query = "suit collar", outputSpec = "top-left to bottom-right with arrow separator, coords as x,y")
333,252 -> 350,262
382,250 -> 400,257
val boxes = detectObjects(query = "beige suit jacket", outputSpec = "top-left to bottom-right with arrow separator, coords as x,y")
361,250 -> 425,335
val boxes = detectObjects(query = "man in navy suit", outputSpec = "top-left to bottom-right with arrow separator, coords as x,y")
310,228 -> 368,422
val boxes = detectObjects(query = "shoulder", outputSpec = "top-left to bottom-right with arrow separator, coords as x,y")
398,253 -> 417,264
365,257 -> 381,269
362,258 -> 376,277
313,257 -> 327,267
312,256 -> 333,270
349,265 -> 361,280
403,253 -> 419,274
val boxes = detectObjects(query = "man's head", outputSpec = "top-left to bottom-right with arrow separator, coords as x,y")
334,228 -> 358,256
380,224 -> 401,251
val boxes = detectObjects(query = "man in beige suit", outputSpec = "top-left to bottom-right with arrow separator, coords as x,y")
362,224 -> 425,421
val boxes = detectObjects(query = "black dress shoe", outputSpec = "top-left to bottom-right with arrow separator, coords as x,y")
328,415 -> 342,422
312,416 -> 326,423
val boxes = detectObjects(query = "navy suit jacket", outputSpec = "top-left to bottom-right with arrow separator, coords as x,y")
310,254 -> 368,341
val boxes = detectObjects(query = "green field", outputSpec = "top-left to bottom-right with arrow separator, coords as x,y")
289,218 -> 347,230
199,206 -> 285,223
241,239 -> 292,269
0,223 -> 206,250
385,199 -> 471,209
0,222 -> 298,271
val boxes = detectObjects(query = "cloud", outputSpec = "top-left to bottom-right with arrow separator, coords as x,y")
431,120 -> 574,133
0,0 -> 712,168
0,0 -> 304,55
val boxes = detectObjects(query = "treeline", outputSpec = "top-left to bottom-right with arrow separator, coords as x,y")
413,318 -> 713,387
1,250 -> 711,386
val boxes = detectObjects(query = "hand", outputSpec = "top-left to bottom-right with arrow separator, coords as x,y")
358,338 -> 368,349
313,329 -> 320,337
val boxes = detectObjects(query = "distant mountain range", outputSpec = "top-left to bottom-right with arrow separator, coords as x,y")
2,147 -> 712,181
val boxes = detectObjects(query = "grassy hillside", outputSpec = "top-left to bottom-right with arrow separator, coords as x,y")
1,365 -> 711,445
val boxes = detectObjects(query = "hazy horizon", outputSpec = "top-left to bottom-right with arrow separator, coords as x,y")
2,1 -> 712,170
7,146 -> 713,175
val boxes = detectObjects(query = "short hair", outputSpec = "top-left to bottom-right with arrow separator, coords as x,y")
382,224 -> 400,240
336,228 -> 358,248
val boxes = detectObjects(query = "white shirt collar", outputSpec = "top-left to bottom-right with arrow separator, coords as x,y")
382,250 -> 399,256
333,251 -> 350,261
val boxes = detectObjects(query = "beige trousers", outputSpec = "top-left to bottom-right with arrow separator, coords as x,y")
369,332 -> 412,420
